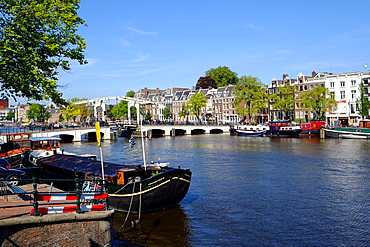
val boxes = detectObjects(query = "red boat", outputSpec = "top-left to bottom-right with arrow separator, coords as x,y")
298,121 -> 325,136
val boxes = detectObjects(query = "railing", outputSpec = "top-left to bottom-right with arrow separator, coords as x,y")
0,177 -> 108,217
0,124 -> 108,134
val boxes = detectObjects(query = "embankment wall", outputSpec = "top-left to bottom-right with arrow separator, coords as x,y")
0,210 -> 114,247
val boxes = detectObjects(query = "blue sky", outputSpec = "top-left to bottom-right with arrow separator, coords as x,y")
51,0 -> 370,103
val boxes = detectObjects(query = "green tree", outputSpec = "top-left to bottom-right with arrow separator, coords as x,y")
205,66 -> 238,87
0,0 -> 87,105
69,98 -> 92,122
271,84 -> 295,120
130,106 -> 137,120
187,92 -> 207,124
27,103 -> 49,122
58,114 -> 64,122
110,100 -> 128,120
126,90 -> 136,97
179,104 -> 189,121
300,85 -> 337,120
145,110 -> 152,121
6,109 -> 15,121
61,104 -> 79,122
77,104 -> 93,122
234,76 -> 268,124
162,106 -> 171,120
357,83 -> 369,120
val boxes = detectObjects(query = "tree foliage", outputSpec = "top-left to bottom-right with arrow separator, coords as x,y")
196,76 -> 217,89
110,100 -> 128,120
0,0 -> 87,105
186,92 -> 207,123
357,83 -> 369,119
61,104 -> 79,122
299,85 -> 337,120
130,106 -> 137,120
126,90 -> 136,97
234,76 -> 268,123
162,106 -> 171,120
6,109 -> 14,121
179,104 -> 189,120
270,84 -> 295,120
205,66 -> 238,87
27,103 -> 50,122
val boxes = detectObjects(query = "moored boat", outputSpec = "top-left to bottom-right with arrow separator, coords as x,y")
230,125 -> 268,136
0,132 -> 32,167
265,121 -> 302,137
339,134 -> 370,139
21,132 -> 192,213
25,154 -> 192,213
324,128 -> 370,138
298,121 -> 326,136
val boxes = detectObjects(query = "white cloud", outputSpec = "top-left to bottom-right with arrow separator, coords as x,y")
130,53 -> 150,63
125,26 -> 159,35
119,38 -> 131,47
245,23 -> 263,31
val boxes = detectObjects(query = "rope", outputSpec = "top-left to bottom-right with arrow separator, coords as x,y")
116,181 -> 136,233
137,183 -> 142,223
112,181 -> 130,194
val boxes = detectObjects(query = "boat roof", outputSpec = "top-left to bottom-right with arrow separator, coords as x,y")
29,137 -> 61,142
38,154 -> 139,177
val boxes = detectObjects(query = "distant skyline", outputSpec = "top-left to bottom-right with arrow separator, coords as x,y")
12,1 -> 370,104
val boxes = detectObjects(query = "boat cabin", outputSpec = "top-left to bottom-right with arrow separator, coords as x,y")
30,137 -> 61,151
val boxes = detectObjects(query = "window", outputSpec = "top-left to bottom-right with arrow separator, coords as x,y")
351,90 -> 356,99
351,80 -> 356,86
340,91 -> 345,99
330,82 -> 335,87
350,103 -> 355,113
340,81 -> 345,87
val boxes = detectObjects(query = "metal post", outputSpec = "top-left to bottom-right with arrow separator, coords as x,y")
32,177 -> 40,216
75,178 -> 83,213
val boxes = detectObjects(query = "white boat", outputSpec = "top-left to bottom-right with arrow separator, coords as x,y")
235,129 -> 266,136
230,125 -> 268,137
339,134 -> 370,139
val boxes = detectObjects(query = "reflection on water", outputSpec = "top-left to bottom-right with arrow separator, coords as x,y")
113,207 -> 190,247
61,134 -> 370,246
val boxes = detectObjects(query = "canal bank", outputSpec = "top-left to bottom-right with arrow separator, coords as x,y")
0,210 -> 114,246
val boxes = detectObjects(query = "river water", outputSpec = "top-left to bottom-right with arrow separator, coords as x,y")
59,134 -> 370,246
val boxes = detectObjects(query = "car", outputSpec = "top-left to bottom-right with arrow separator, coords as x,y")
0,166 -> 28,186
0,158 -> 11,168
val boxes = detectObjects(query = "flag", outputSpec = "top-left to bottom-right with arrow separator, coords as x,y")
95,122 -> 101,146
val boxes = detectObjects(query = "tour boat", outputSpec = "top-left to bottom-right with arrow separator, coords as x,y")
0,132 -> 32,167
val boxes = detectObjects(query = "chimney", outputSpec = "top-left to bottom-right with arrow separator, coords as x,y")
144,87 -> 148,95
312,71 -> 317,78
283,74 -> 289,79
